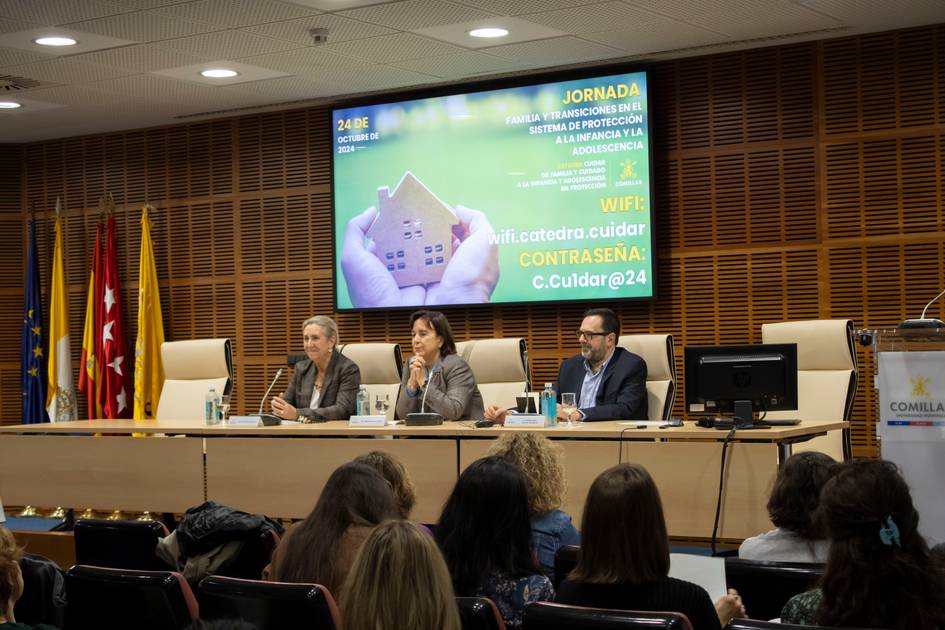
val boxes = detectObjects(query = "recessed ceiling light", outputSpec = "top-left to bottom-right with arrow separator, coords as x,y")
468,27 -> 509,39
0,102 -> 22,109
33,36 -> 77,47
200,68 -> 239,78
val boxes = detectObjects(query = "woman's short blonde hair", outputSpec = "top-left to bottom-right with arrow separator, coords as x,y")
353,451 -> 417,519
302,316 -> 339,344
0,526 -> 24,618
487,431 -> 566,515
340,520 -> 460,630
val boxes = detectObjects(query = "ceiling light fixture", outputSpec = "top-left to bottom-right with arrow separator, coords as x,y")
468,27 -> 509,39
33,36 -> 77,47
200,68 -> 239,78
0,102 -> 22,109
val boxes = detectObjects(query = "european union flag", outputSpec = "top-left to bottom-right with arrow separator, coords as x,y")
22,216 -> 48,424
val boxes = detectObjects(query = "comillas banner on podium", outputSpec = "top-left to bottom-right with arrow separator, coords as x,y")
877,351 -> 945,442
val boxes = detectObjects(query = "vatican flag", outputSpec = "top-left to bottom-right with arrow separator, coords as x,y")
47,203 -> 77,421
133,206 -> 164,420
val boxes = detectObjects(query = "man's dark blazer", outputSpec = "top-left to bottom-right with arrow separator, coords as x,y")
282,351 -> 361,420
556,346 -> 647,421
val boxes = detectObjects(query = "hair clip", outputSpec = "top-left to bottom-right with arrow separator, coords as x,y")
879,515 -> 901,548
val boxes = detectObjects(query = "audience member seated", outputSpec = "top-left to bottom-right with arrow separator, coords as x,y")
781,459 -> 945,629
341,520 -> 460,630
739,452 -> 835,563
395,310 -> 485,421
353,451 -> 417,519
436,456 -> 554,628
264,462 -> 398,594
0,526 -> 58,630
555,463 -> 745,630
271,315 -> 361,421
184,620 -> 258,630
485,307 -> 646,423
487,432 -> 580,581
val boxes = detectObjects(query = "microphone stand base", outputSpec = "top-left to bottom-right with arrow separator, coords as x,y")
405,412 -> 444,426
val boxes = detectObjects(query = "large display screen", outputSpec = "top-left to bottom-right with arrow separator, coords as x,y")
332,69 -> 654,311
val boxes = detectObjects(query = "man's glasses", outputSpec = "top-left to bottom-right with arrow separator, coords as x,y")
577,330 -> 610,340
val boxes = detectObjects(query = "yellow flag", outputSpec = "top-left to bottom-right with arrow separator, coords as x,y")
47,209 -> 77,421
133,206 -> 165,420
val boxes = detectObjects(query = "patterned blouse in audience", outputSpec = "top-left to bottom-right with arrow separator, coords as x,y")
477,571 -> 554,629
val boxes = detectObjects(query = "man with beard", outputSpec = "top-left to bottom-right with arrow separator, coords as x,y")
484,308 -> 647,423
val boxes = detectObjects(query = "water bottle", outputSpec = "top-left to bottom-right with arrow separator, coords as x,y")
205,387 -> 220,425
356,385 -> 371,416
541,383 -> 557,427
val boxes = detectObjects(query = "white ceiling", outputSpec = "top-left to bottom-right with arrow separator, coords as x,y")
0,0 -> 942,143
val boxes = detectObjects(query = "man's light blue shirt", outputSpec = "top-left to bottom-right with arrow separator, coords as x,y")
579,349 -> 614,410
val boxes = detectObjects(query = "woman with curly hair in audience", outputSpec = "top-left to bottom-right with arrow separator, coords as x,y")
556,463 -> 745,629
781,458 -> 945,629
487,432 -> 580,581
436,456 -> 553,628
739,451 -> 835,563
0,526 -> 58,630
341,520 -> 460,630
264,462 -> 399,595
353,451 -> 417,520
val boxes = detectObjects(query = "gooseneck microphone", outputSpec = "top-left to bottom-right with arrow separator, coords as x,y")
900,288 -> 945,329
258,367 -> 284,414
406,360 -> 444,426
420,364 -> 439,414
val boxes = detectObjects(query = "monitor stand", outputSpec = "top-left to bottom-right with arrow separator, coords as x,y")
714,400 -> 772,430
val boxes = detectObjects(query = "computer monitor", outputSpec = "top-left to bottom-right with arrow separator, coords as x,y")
684,343 -> 798,426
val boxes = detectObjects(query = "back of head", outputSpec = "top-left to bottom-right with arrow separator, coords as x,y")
353,451 -> 417,519
816,459 -> 945,630
767,451 -> 836,540
341,520 -> 460,630
572,463 -> 669,584
487,432 -> 566,515
0,526 -> 23,618
436,456 -> 538,594
272,462 -> 398,586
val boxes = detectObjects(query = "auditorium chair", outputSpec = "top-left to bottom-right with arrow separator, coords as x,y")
617,334 -> 677,420
198,574 -> 340,629
337,342 -> 403,420
553,544 -> 581,589
457,596 -> 507,630
65,564 -> 199,630
760,319 -> 857,460
157,338 -> 233,420
455,338 -> 528,411
724,557 -> 824,621
726,620 -> 881,630
524,602 -> 693,629
74,518 -> 172,571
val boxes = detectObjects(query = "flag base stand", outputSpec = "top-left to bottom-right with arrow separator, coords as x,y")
106,510 -> 125,521
78,508 -> 96,520
48,506 -> 66,519
136,511 -> 154,521
17,505 -> 38,517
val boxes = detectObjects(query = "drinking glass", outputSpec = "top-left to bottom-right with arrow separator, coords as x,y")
216,394 -> 231,424
560,392 -> 577,426
376,394 -> 391,417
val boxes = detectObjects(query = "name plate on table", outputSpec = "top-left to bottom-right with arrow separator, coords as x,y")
505,413 -> 546,428
349,415 -> 387,427
227,415 -> 263,427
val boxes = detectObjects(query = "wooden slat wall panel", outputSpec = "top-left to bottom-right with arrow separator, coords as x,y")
4,26 -> 945,459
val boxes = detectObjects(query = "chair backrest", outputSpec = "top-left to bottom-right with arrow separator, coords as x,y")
66,564 -> 199,630
617,334 -> 677,420
553,544 -> 581,590
157,338 -> 233,420
524,602 -> 692,630
725,620 -> 881,630
213,527 -> 280,580
761,319 -> 857,460
74,518 -> 171,571
457,596 -> 507,630
337,342 -> 403,420
724,557 -> 824,622
198,574 -> 340,630
14,553 -> 66,628
455,338 -> 527,410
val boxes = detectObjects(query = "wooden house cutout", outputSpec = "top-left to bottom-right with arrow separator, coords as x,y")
367,171 -> 458,288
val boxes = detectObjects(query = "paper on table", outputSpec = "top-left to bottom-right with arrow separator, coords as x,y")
617,421 -> 669,427
669,553 -> 727,601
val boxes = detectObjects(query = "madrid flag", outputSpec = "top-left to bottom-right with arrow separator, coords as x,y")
100,215 -> 130,418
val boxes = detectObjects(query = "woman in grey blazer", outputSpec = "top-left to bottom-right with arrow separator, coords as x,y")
395,310 -> 484,422
271,315 -> 361,421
